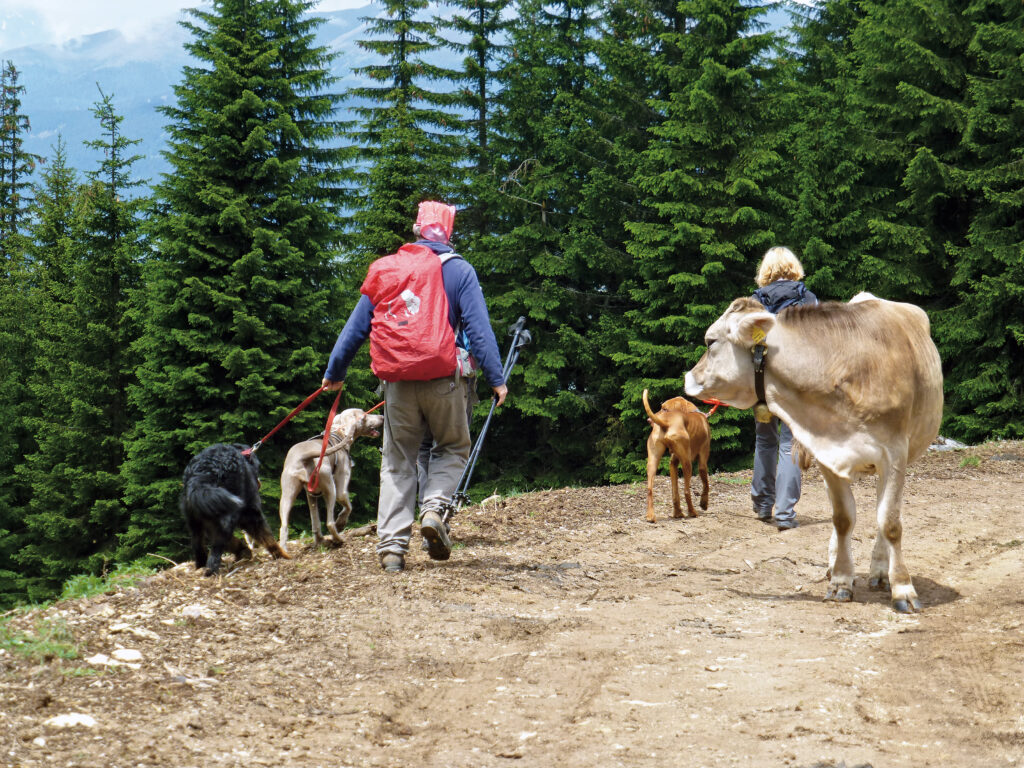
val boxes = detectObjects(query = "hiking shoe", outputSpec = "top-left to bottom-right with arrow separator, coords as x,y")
420,510 -> 452,561
755,509 -> 773,522
775,519 -> 798,530
420,519 -> 451,551
380,553 -> 405,573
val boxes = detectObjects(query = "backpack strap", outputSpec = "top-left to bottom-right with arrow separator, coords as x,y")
438,251 -> 463,264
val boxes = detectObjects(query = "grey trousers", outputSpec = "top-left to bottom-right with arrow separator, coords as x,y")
418,378 -> 478,502
751,416 -> 801,522
377,377 -> 471,556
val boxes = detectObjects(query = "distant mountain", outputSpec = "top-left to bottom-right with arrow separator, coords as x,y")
2,4 -> 376,188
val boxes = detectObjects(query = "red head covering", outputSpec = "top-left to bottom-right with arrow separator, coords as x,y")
415,201 -> 456,243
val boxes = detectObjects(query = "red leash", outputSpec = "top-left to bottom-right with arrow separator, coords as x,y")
307,396 -> 385,493
307,389 -> 343,493
242,386 -> 326,457
702,398 -> 727,416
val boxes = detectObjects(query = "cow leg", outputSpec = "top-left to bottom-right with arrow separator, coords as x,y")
868,474 -> 891,592
819,465 -> 856,603
645,438 -> 666,523
875,456 -> 919,613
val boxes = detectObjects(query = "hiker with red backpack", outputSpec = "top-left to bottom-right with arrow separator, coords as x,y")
321,201 -> 507,573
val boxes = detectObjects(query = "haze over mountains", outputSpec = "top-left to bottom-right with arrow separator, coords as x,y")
1,3 -> 375,185
2,2 -> 790,190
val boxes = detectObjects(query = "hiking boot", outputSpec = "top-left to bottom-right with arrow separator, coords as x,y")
380,553 -> 405,573
420,509 -> 452,561
754,508 -> 773,522
775,519 -> 798,530
421,519 -> 451,551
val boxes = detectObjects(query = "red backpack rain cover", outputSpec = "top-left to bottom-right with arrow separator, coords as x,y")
360,244 -> 458,382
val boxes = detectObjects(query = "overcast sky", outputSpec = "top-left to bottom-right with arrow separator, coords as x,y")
0,0 -> 368,52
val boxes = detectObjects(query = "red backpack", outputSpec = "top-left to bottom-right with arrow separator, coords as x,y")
360,243 -> 458,382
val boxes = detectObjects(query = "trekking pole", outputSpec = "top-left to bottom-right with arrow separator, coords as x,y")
442,316 -> 531,523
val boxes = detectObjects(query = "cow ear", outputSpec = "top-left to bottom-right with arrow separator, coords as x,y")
731,311 -> 776,347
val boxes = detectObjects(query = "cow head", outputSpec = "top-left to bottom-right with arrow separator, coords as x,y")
684,297 -> 776,409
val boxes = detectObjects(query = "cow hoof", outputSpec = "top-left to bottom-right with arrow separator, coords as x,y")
825,585 -> 853,602
868,575 -> 890,592
892,597 -> 921,614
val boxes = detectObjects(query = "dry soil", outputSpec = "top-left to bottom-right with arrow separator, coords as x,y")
2,442 -> 1023,768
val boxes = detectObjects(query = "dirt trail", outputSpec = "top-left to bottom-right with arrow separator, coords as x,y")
2,442 -> 1023,768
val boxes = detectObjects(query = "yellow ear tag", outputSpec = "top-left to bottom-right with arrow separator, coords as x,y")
751,327 -> 766,345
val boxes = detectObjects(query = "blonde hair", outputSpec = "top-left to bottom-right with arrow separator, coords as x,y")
756,246 -> 804,287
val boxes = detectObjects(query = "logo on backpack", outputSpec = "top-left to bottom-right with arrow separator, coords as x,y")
361,244 -> 458,381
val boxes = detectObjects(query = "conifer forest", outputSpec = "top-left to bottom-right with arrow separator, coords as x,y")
0,0 -> 1021,607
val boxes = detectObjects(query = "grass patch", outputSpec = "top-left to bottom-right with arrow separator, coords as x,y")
717,477 -> 749,485
0,616 -> 79,662
959,455 -> 981,468
59,560 -> 158,602
62,666 -> 101,677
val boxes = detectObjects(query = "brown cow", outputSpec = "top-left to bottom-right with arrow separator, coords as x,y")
684,293 -> 943,613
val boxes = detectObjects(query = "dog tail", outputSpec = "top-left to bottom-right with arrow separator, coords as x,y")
184,483 -> 244,519
642,389 -> 671,430
289,436 -> 355,463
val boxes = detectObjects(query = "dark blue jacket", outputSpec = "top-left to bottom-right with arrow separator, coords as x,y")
324,240 -> 505,387
752,279 -> 818,315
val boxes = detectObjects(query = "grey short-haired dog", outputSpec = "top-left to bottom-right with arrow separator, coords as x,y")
278,408 -> 383,551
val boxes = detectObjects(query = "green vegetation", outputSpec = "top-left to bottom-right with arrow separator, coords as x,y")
59,560 -> 157,601
0,616 -> 78,662
0,0 -> 1022,606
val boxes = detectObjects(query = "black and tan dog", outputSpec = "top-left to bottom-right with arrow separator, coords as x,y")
642,390 -> 711,523
181,443 -> 290,575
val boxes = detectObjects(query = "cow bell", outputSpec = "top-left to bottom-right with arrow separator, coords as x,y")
753,402 -> 773,423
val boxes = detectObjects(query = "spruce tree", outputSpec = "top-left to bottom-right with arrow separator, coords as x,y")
847,0 -> 973,303
345,0 -> 464,257
0,61 -> 41,259
4,139 -> 80,602
938,0 -> 1024,440
121,0 -> 351,559
16,92 -> 144,598
433,0 -> 510,239
0,60 -> 41,606
782,0 -> 868,301
458,0 -> 652,487
620,0 -> 786,466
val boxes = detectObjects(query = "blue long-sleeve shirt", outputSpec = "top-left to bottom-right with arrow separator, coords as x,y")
324,240 -> 505,387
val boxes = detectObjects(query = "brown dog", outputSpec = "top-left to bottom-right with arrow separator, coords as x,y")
642,389 -> 711,522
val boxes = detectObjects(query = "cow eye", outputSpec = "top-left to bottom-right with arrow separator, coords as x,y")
705,338 -> 716,351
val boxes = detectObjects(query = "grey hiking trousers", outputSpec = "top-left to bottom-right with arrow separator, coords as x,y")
377,377 -> 471,556
751,416 -> 801,522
